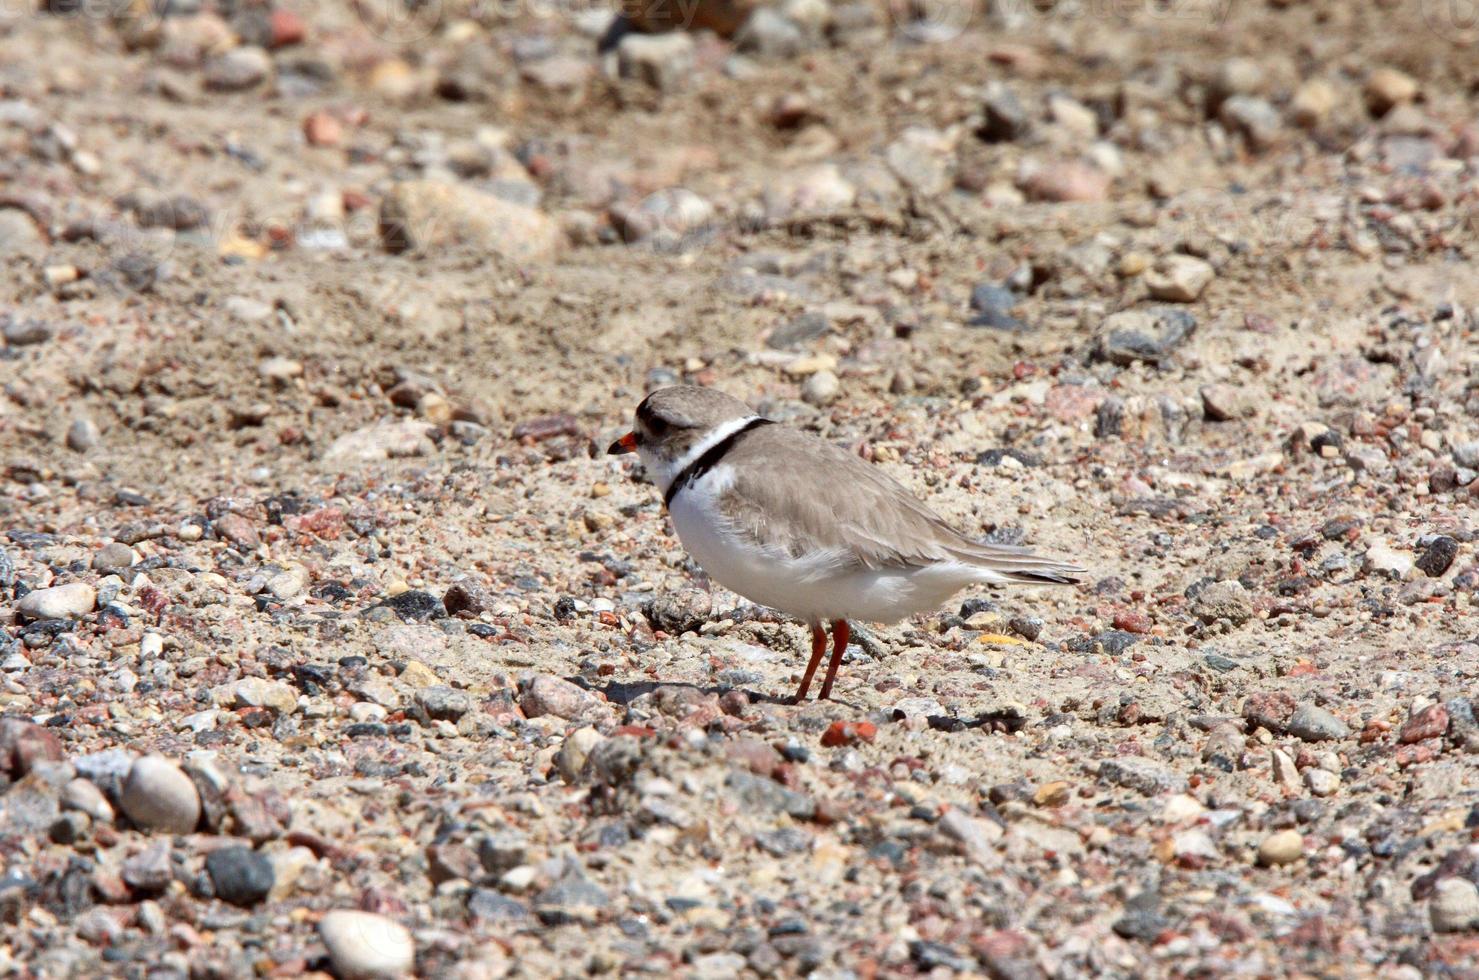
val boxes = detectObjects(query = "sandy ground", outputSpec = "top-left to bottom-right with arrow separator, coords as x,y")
2,0 -> 1479,977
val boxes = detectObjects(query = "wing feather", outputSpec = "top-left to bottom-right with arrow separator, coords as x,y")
718,426 -> 1085,584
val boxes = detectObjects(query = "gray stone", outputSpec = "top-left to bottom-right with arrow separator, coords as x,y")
768,311 -> 830,350
1219,95 -> 1282,150
725,770 -> 815,820
415,685 -> 473,721
534,869 -> 611,925
92,543 -> 138,577
1191,580 -> 1253,625
122,841 -> 173,891
735,8 -> 807,59
1098,757 -> 1188,796
1095,308 -> 1197,365
616,32 -> 695,91
1287,703 -> 1350,742
206,846 -> 275,906
120,755 -> 201,835
203,46 -> 272,91
1431,877 -> 1479,933
2,317 -> 53,345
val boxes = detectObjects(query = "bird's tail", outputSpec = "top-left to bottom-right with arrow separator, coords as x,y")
951,542 -> 1086,585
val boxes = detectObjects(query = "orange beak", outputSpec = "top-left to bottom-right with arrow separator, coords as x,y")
607,431 -> 638,455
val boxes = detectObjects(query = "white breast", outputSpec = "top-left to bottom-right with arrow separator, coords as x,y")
667,464 -> 987,625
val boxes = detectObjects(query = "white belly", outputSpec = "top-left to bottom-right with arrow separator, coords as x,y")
667,466 -> 984,624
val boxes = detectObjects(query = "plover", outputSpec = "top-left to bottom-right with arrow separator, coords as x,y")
609,386 -> 1085,701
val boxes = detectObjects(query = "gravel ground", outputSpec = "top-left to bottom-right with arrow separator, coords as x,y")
2,1 -> 1479,977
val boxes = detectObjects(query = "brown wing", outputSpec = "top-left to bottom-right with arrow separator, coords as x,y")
718,425 -> 1084,584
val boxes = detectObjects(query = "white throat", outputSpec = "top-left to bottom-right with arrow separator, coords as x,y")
640,415 -> 762,496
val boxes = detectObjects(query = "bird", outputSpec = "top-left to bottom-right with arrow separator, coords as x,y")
608,386 -> 1085,702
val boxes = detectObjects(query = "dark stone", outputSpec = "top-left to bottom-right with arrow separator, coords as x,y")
725,770 -> 815,821
1416,536 -> 1458,577
1095,397 -> 1125,438
979,88 -> 1030,142
416,685 -> 473,721
968,284 -> 1029,330
910,940 -> 977,973
204,847 -> 274,907
443,580 -> 494,617
370,590 -> 447,623
754,828 -> 811,857
1112,891 -> 1169,941
1067,630 -> 1138,656
1095,308 -> 1197,366
468,889 -> 528,923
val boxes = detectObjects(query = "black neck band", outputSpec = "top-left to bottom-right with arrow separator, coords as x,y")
664,418 -> 772,509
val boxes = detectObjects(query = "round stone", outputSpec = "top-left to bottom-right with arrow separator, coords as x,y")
318,910 -> 415,979
120,755 -> 201,835
205,846 -> 275,907
17,582 -> 97,621
1257,830 -> 1303,867
1431,877 -> 1479,933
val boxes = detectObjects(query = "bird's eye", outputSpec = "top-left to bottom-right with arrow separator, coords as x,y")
646,416 -> 669,437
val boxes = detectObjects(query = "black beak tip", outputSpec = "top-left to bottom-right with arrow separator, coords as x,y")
606,440 -> 627,456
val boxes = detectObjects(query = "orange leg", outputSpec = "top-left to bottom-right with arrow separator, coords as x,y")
793,623 -> 828,702
818,619 -> 850,701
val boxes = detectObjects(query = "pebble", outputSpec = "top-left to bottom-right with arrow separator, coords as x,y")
616,32 -> 695,92
1399,702 -> 1448,744
233,678 -> 298,715
556,727 -> 605,783
323,420 -> 437,464
3,317 -> 53,345
318,910 -> 415,979
65,417 -> 100,452
1430,877 -> 1479,933
1095,308 -> 1197,365
1219,96 -> 1282,150
800,370 -> 840,406
62,778 -> 114,823
1363,542 -> 1413,580
1287,703 -> 1349,742
1191,580 -> 1253,625
380,180 -> 561,263
1291,79 -> 1338,127
203,46 -> 272,91
92,542 -> 137,576
1200,383 -> 1254,422
1364,67 -> 1418,116
17,583 -> 97,620
520,675 -> 599,720
1304,769 -> 1340,797
1017,160 -> 1110,203
769,311 -> 830,350
1415,536 -> 1457,577
206,846 -> 276,906
1257,830 -> 1304,866
1145,255 -> 1215,302
736,8 -> 807,59
120,755 -> 201,835
0,210 -> 45,254
1098,757 -> 1188,796
415,685 -> 472,721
